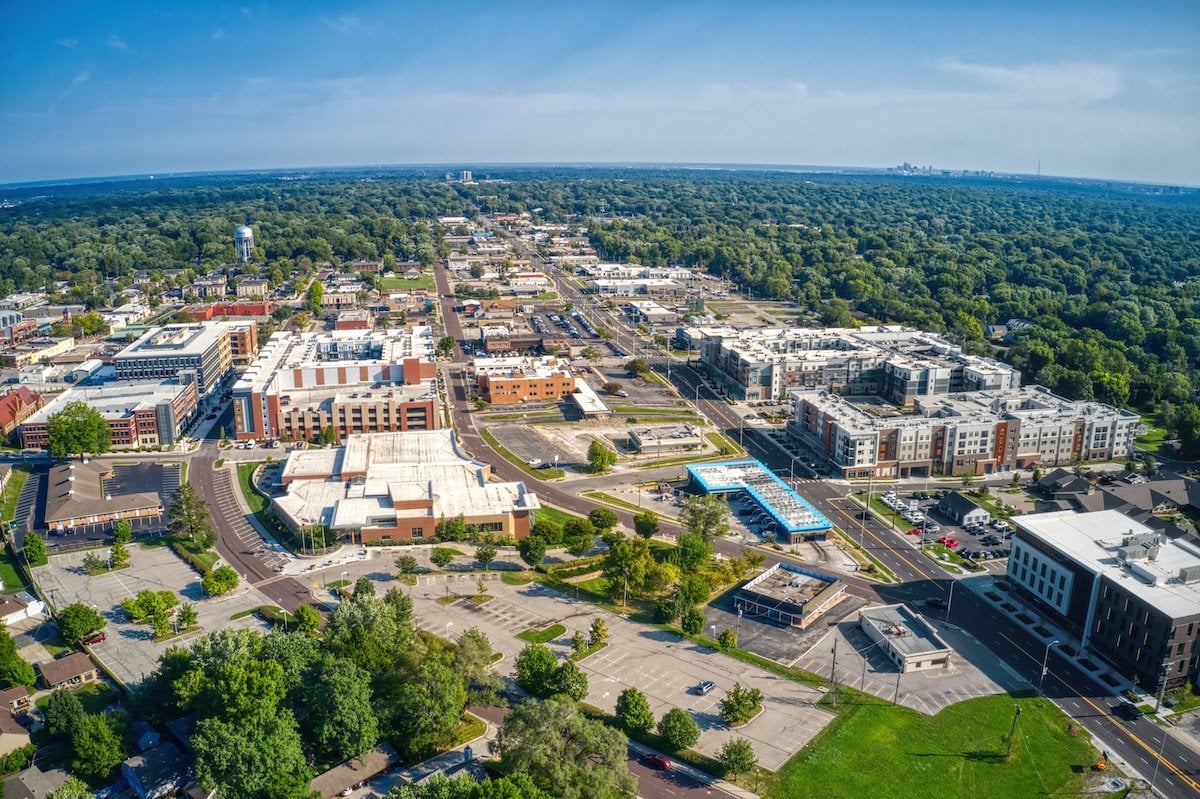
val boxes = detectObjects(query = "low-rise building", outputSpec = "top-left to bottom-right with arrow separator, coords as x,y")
272,430 -> 539,544
1009,509 -> 1200,692
21,378 -> 199,450
36,652 -> 98,691
192,275 -> 227,298
42,460 -> 163,530
859,604 -> 953,672
626,300 -> 679,327
628,424 -> 705,454
938,491 -> 991,526
335,310 -> 375,330
689,459 -> 833,543
473,356 -> 576,405
236,277 -> 270,299
734,563 -> 845,628
0,387 -> 43,440
0,337 -> 74,368
122,742 -> 192,799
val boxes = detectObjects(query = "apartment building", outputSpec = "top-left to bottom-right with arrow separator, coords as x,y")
20,378 -> 199,450
236,278 -> 271,299
232,328 -> 438,441
472,356 -> 576,405
1009,510 -> 1200,693
790,386 -> 1138,478
113,324 -> 233,394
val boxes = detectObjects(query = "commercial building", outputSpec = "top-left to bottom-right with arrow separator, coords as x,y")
791,385 -> 1138,478
625,300 -> 679,327
688,459 -> 833,543
272,430 -> 539,544
42,460 -> 163,530
237,277 -> 270,299
473,356 -> 577,405
185,301 -> 274,321
938,491 -> 991,526
587,278 -> 686,298
232,328 -> 438,441
114,324 -> 233,395
1008,510 -> 1200,692
0,387 -> 44,440
0,337 -> 74,368
858,605 -> 953,673
734,563 -> 845,628
698,325 -> 1020,403
628,424 -> 705,454
20,378 -> 199,450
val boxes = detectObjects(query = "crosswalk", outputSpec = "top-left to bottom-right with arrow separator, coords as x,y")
210,470 -> 290,575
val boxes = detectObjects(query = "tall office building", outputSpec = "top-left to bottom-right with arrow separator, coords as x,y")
235,225 -> 255,264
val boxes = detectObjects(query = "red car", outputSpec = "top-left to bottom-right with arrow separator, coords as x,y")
936,537 -> 960,549
83,632 -> 106,645
643,754 -> 672,770
906,528 -> 923,536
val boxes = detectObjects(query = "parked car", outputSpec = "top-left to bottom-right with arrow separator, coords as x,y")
83,632 -> 106,645
644,754 -> 672,770
906,528 -> 923,536
696,680 -> 716,695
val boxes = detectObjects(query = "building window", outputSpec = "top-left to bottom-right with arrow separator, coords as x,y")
411,527 -> 424,538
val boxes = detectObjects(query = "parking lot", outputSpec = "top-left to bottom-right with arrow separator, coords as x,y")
404,579 -> 833,770
794,608 -> 1030,714
32,543 -> 274,684
874,489 -> 1013,564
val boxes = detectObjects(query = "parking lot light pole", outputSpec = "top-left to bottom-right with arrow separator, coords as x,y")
1039,640 -> 1060,693
790,455 -> 802,481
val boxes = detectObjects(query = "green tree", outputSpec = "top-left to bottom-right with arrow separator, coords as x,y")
452,628 -> 497,686
679,495 -> 729,541
294,604 -> 322,635
305,655 -> 379,764
625,358 -> 650,376
45,688 -> 84,738
109,539 -> 130,568
718,683 -> 764,726
615,687 -> 654,734
602,537 -> 655,601
46,777 -> 91,799
45,400 -> 111,460
475,545 -> 497,570
548,660 -> 588,701
431,548 -> 455,568
562,517 -> 595,541
587,439 -> 617,473
494,696 -> 636,799
588,508 -> 618,531
385,774 -> 553,799
437,514 -> 469,541
718,628 -> 737,650
305,281 -> 324,315
719,738 -> 757,778
71,712 -> 126,780
202,565 -> 239,597
517,536 -> 546,567
176,603 -> 199,630
193,708 -> 313,799
588,618 -> 608,648
57,603 -> 105,642
633,511 -> 659,539
680,607 -> 705,636
122,589 -> 179,623
22,532 -> 46,566
353,576 -> 376,600
168,482 -> 215,548
516,644 -> 558,695
571,630 -> 587,658
437,335 -> 457,358
566,534 -> 594,557
395,554 -> 419,575
675,532 -> 712,571
0,626 -> 36,688
112,519 -> 132,545
391,659 -> 467,757
657,708 -> 700,751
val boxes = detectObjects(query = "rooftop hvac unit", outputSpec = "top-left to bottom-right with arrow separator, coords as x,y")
1178,565 -> 1200,585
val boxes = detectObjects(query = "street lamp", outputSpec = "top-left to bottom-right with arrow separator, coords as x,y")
790,455 -> 803,481
1039,640 -> 1060,693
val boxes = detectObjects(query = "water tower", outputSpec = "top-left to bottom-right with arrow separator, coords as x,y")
235,225 -> 254,264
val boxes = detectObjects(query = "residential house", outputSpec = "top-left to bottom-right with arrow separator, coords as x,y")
0,686 -> 31,715
3,765 -> 71,799
36,652 -> 99,691
309,743 -> 397,799
0,713 -> 30,758
122,741 -> 192,799
0,593 -> 45,625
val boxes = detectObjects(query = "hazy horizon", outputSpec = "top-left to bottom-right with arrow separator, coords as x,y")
2,1 -> 1197,185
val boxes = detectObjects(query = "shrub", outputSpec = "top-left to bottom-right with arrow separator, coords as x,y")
657,708 -> 700,751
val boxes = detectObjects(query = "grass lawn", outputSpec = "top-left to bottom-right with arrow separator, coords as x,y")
1136,412 -> 1169,454
534,505 -> 584,529
500,572 -> 535,586
516,623 -> 566,644
236,462 -> 269,514
431,546 -> 460,563
570,641 -> 608,661
41,627 -> 72,658
451,712 -> 487,747
0,545 -> 30,594
0,466 -> 29,522
767,695 -> 1106,799
34,682 -> 117,716
705,431 -> 745,457
378,273 -> 436,291
574,575 -> 609,596
580,489 -> 669,518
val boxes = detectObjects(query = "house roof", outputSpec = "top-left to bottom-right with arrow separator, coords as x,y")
940,491 -> 986,516
0,713 -> 27,736
44,460 -> 161,526
0,387 -> 40,428
309,742 -> 397,799
123,741 -> 190,792
0,685 -> 29,706
2,765 -> 70,799
0,594 -> 27,619
36,652 -> 95,687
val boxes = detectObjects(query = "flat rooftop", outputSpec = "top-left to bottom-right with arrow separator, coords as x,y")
1015,510 -> 1200,618
236,328 -> 434,393
740,563 -> 835,610
629,424 -> 704,443
278,380 -> 437,412
688,459 -> 833,534
26,379 -> 190,424
116,324 -> 224,359
570,378 -> 609,416
859,604 -> 951,658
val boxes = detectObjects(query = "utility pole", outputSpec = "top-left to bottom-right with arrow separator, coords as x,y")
1155,662 -> 1171,713
1006,706 -> 1022,757
830,638 -> 839,709
893,668 -> 902,705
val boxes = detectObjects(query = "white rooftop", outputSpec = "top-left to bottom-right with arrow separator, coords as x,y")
1015,510 -> 1200,618
25,379 -> 191,424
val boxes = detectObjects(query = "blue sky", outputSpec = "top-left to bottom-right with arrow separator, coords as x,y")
1,1 -> 1197,184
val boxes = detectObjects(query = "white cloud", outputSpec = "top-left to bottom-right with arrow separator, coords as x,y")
55,37 -> 78,48
211,28 -> 225,41
57,67 -> 92,102
107,34 -> 128,52
322,15 -> 373,34
937,58 -> 1120,105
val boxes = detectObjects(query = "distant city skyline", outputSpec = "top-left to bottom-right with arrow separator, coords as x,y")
1,1 -> 1197,185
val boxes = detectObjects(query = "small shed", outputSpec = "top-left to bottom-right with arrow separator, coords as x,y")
938,491 -> 990,526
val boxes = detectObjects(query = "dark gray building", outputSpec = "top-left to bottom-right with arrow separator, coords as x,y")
1009,510 -> 1200,693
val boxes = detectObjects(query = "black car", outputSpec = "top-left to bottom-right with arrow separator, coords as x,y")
926,597 -> 948,610
1114,701 -> 1143,721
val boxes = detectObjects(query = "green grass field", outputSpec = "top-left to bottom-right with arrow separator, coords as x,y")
378,273 -> 436,291
0,466 -> 30,522
516,623 -> 566,644
533,505 -> 584,528
767,695 -> 1105,799
0,545 -> 29,594
1136,412 -> 1169,455
236,462 -> 269,513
